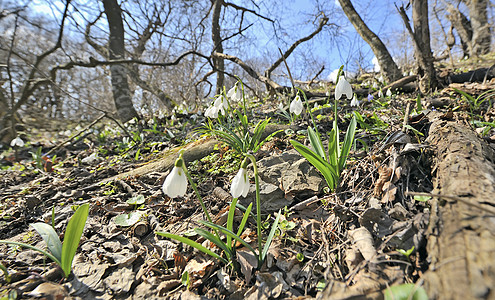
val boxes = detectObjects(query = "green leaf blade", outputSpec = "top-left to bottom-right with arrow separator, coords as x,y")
61,203 -> 89,277
30,223 -> 63,261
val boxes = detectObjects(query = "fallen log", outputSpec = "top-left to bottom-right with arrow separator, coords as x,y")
423,117 -> 495,300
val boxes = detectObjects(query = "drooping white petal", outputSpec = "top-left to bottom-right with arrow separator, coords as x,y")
162,166 -> 188,198
290,95 -> 303,116
372,82 -> 379,89
205,105 -> 219,118
378,89 -> 383,98
335,76 -> 353,100
10,137 -> 24,147
386,89 -> 392,97
350,94 -> 359,107
231,168 -> 249,198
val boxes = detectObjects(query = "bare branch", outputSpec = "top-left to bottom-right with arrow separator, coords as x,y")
212,52 -> 282,91
223,2 -> 274,23
265,16 -> 329,78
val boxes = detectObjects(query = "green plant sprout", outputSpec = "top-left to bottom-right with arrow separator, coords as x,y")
454,87 -> 495,111
200,79 -> 282,156
0,203 -> 89,278
290,66 -> 357,190
397,246 -> 415,262
384,283 -> 428,300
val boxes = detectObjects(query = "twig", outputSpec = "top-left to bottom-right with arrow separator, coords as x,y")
402,102 -> 411,132
44,113 -> 106,157
405,191 -> 495,215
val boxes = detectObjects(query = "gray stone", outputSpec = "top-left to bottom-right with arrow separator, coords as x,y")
240,149 -> 324,213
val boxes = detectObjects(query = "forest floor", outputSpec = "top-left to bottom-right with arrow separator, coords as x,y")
1,56 -> 495,300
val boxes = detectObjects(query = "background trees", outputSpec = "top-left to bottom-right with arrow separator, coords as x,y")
0,0 -> 493,143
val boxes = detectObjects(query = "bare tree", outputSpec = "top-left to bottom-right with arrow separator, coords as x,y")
398,0 -> 437,93
443,0 -> 491,57
337,0 -> 402,82
102,0 -> 139,123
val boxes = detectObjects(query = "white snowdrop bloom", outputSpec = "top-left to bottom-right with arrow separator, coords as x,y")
290,95 -> 304,116
335,76 -> 353,100
162,166 -> 188,198
377,75 -> 384,83
328,69 -> 340,83
372,56 -> 380,72
10,137 -> 24,147
350,94 -> 359,107
378,89 -> 384,98
205,105 -> 219,118
386,89 -> 392,97
230,167 -> 250,198
227,85 -> 242,102
278,102 -> 284,111
372,82 -> 379,89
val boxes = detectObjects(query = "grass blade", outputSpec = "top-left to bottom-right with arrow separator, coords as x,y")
156,232 -> 228,264
261,210 -> 281,263
194,228 -> 232,260
237,203 -> 252,236
291,140 -> 338,189
200,221 -> 257,258
61,203 -> 89,277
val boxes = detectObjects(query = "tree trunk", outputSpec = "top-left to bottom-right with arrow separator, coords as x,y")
444,2 -> 473,57
102,0 -> 139,123
398,0 -> 437,93
338,0 -> 401,82
211,0 -> 225,94
468,0 -> 491,56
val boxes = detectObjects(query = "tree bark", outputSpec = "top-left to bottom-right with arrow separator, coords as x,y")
338,0 -> 401,82
102,0 -> 139,123
398,0 -> 437,93
468,0 -> 491,56
444,2 -> 473,57
211,0 -> 225,94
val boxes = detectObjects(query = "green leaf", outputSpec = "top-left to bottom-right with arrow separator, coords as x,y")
291,140 -> 338,189
200,221 -> 258,259
113,211 -> 142,227
194,228 -> 232,260
30,222 -> 63,261
227,198 -> 238,250
237,203 -> 252,236
414,195 -> 431,202
156,232 -> 228,264
261,210 -> 281,263
338,115 -> 357,172
61,203 -> 89,277
126,194 -> 145,205
384,283 -> 428,300
308,127 -> 326,161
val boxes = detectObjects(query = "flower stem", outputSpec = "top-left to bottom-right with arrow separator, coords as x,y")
181,164 -> 213,224
245,153 -> 263,268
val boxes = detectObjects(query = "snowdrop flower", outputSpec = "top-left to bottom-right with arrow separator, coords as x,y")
386,89 -> 392,97
290,95 -> 304,116
335,76 -> 353,100
377,75 -> 384,83
350,94 -> 359,107
162,165 -> 188,198
214,95 -> 228,115
205,105 -> 219,118
10,136 -> 24,147
278,102 -> 285,111
372,82 -> 379,89
231,167 -> 250,198
227,84 -> 242,102
378,89 -> 384,98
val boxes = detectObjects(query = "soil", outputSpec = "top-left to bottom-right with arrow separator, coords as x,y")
1,63 -> 495,300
